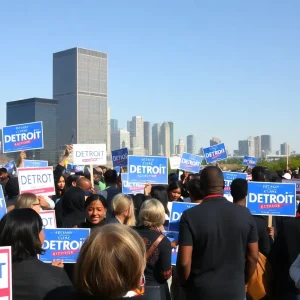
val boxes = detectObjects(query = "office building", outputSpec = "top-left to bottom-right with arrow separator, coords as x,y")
53,47 -> 108,148
6,98 -> 58,165
168,122 -> 175,155
144,121 -> 152,155
152,123 -> 161,156
187,134 -> 196,154
175,138 -> 185,155
254,136 -> 262,158
128,116 -> 144,150
110,119 -> 118,133
107,107 -> 111,159
280,143 -> 290,155
261,135 -> 272,154
210,137 -> 221,146
111,129 -> 130,151
247,136 -> 255,157
160,122 -> 171,157
238,140 -> 249,156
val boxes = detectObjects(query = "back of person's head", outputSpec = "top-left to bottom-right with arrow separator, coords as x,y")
16,193 -> 37,208
231,179 -> 248,203
0,208 -> 44,262
139,199 -> 165,227
76,177 -> 92,191
66,175 -> 80,189
104,169 -> 118,185
200,166 -> 224,196
74,224 -> 145,299
188,178 -> 203,201
265,170 -> 282,183
252,166 -> 267,182
5,177 -> 19,198
168,173 -> 178,183
112,194 -> 136,226
62,186 -> 85,214
150,185 -> 169,216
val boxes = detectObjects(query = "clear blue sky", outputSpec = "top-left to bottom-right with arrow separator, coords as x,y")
1,0 -> 300,153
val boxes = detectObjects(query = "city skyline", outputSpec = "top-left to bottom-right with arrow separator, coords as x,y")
1,2 -> 300,153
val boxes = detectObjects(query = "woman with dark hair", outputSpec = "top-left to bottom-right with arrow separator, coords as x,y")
76,194 -> 108,229
167,181 -> 183,202
0,209 -> 71,300
61,187 -> 86,228
65,175 -> 80,190
54,174 -> 68,203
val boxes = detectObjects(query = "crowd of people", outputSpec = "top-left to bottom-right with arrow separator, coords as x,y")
0,146 -> 300,300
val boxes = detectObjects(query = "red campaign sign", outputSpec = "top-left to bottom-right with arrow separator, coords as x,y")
0,247 -> 12,300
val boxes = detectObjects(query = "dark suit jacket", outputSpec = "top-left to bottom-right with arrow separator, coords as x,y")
12,257 -> 71,300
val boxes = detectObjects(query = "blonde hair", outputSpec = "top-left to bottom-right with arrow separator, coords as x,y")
74,224 -> 145,298
139,199 -> 165,227
16,193 -> 38,209
112,194 -> 136,226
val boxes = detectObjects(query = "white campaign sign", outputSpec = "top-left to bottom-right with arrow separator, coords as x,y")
73,144 -> 107,165
169,156 -> 181,170
40,210 -> 57,229
17,167 -> 55,196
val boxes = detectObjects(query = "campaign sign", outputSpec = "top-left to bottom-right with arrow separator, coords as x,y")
66,164 -> 85,173
169,155 -> 181,170
17,167 -> 55,196
169,202 -> 198,232
128,156 -> 168,184
23,160 -> 48,168
247,182 -> 296,217
3,161 -> 15,174
0,186 -> 7,220
40,211 -> 57,229
283,179 -> 300,195
73,144 -> 107,165
243,156 -> 259,168
202,143 -> 227,164
223,172 -> 247,195
163,231 -> 179,266
0,246 -> 12,300
179,153 -> 203,173
112,148 -> 128,168
40,228 -> 90,263
2,121 -> 43,153
121,173 -> 144,195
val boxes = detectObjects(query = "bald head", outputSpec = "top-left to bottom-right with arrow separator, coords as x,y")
200,166 -> 224,197
76,177 -> 92,191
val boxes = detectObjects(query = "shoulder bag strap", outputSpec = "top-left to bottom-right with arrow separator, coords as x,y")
146,234 -> 165,260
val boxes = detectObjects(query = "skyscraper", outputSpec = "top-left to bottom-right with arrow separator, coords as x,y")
210,137 -> 221,146
53,47 -> 108,147
175,138 -> 185,155
261,135 -> 272,154
254,136 -> 262,158
128,116 -> 144,150
110,119 -> 118,133
152,123 -> 161,156
144,121 -> 152,155
280,143 -> 290,155
6,98 -> 58,164
247,136 -> 255,157
168,122 -> 175,155
238,140 -> 249,156
111,129 -> 130,151
160,122 -> 170,157
187,134 -> 196,154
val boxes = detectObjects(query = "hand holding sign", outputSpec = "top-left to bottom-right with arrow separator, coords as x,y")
51,259 -> 64,268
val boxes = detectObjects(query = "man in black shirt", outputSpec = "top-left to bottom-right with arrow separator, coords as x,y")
231,178 -> 273,257
176,166 -> 258,300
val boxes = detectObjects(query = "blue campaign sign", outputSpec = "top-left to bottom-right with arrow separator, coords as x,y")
169,202 -> 198,232
112,148 -> 128,168
0,186 -> 7,220
202,143 -> 227,164
23,160 -> 48,168
223,172 -> 247,195
2,121 -> 43,153
247,182 -> 296,217
179,153 -> 203,173
128,156 -> 168,184
121,173 -> 145,195
243,156 -> 259,168
163,231 -> 179,266
40,228 -> 90,263
3,161 -> 16,174
66,164 -> 84,173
